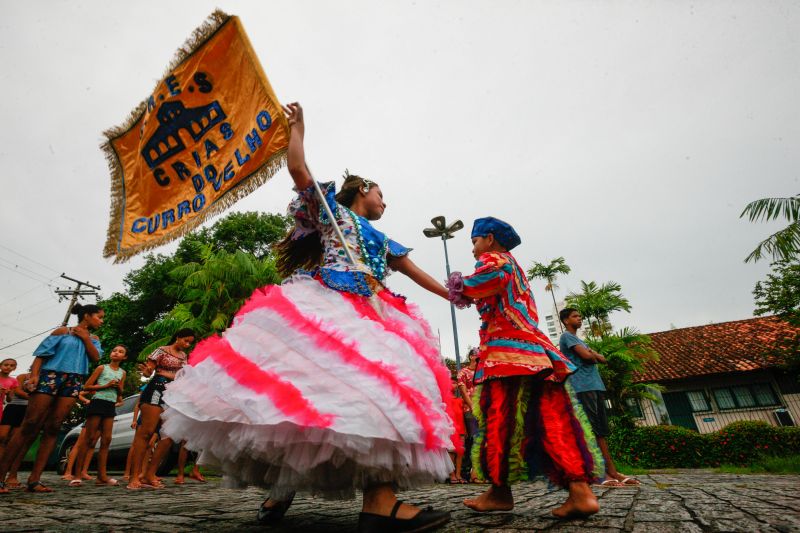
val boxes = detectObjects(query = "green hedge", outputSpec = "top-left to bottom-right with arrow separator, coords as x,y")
609,420 -> 800,468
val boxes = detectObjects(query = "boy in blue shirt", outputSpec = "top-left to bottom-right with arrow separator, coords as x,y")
559,308 -> 639,486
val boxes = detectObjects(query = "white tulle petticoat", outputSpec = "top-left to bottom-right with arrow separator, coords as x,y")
161,274 -> 454,499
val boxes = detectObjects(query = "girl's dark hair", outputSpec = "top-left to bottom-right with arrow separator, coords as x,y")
275,172 -> 378,278
71,303 -> 102,322
168,328 -> 196,345
1,358 -> 16,365
114,344 -> 129,354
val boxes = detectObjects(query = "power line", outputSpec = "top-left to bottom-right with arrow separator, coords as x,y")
0,296 -> 57,321
0,326 -> 55,351
0,279 -> 56,307
0,263 -> 53,285
0,256 -> 55,284
0,244 -> 60,275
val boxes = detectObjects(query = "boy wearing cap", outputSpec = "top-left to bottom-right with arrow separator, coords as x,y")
448,217 -> 602,518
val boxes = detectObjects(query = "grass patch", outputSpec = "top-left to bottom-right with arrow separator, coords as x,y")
714,455 -> 800,475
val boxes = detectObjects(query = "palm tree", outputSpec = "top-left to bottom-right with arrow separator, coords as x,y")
526,257 -> 571,333
586,327 -> 662,416
565,280 -> 632,337
741,195 -> 800,263
140,245 -> 281,359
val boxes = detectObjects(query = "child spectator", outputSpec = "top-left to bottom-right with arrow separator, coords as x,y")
127,328 -> 195,490
0,304 -> 103,493
70,345 -> 127,487
457,348 -> 480,482
0,359 -> 19,423
559,308 -> 639,487
0,369 -> 29,488
448,381 -> 467,484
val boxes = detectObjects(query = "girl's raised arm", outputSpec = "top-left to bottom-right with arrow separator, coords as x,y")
282,102 -> 313,191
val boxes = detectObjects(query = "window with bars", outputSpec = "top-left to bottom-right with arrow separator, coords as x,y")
712,383 -> 779,410
624,397 -> 644,418
686,390 -> 712,412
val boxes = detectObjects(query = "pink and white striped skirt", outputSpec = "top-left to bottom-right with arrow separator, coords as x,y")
161,273 -> 455,499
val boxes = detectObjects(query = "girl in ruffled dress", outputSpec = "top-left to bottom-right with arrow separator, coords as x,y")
161,103 -> 455,533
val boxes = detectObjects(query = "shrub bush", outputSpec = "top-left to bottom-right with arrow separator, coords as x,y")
609,420 -> 800,468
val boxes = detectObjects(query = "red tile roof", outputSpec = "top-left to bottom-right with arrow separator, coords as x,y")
635,316 -> 798,383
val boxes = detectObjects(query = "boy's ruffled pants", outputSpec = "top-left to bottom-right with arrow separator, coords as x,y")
471,377 -> 604,487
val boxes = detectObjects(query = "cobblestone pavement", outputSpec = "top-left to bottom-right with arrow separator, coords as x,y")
0,471 -> 798,532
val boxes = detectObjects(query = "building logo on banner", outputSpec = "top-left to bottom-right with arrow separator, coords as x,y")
102,11 -> 289,262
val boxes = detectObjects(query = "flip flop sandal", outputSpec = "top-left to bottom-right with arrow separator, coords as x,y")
620,477 -> 640,485
96,479 -> 119,486
26,481 -> 54,493
5,482 -> 22,489
68,479 -> 83,487
257,492 -> 295,524
358,501 -> 451,533
595,479 -> 625,487
140,481 -> 165,489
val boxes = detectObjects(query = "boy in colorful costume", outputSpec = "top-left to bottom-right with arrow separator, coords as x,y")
448,217 -> 603,518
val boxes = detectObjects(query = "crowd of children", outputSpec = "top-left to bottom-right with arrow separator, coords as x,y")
0,306 -> 205,494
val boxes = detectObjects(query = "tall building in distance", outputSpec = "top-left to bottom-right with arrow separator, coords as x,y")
542,299 -> 591,346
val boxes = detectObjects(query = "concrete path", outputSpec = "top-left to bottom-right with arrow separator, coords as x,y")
0,471 -> 798,532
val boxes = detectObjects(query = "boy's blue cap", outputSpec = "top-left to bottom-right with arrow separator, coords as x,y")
471,217 -> 521,251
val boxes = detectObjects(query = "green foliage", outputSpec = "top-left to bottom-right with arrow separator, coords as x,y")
527,257 -> 571,334
140,246 -> 281,360
741,195 -> 800,263
715,455 -> 800,475
752,260 -> 800,370
97,211 -> 289,361
565,280 -> 631,336
587,328 -> 662,415
526,257 -> 571,292
609,421 -> 800,468
175,211 -> 292,262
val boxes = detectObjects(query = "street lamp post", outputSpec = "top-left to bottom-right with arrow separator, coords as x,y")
423,216 -> 464,372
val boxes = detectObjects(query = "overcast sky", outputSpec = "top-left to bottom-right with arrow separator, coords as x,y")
1,0 -> 797,372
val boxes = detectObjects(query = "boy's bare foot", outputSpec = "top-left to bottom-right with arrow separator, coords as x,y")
552,483 -> 599,519
61,474 -> 74,481
463,485 -> 514,512
174,476 -> 185,484
80,473 -> 94,481
189,471 -> 206,482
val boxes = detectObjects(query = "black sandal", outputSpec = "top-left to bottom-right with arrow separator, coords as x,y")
26,481 -> 54,493
256,491 -> 295,524
358,500 -> 450,533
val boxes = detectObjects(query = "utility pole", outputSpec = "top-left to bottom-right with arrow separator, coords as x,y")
55,274 -> 101,326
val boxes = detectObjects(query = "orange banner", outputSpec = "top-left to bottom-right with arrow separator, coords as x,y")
102,11 -> 288,262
